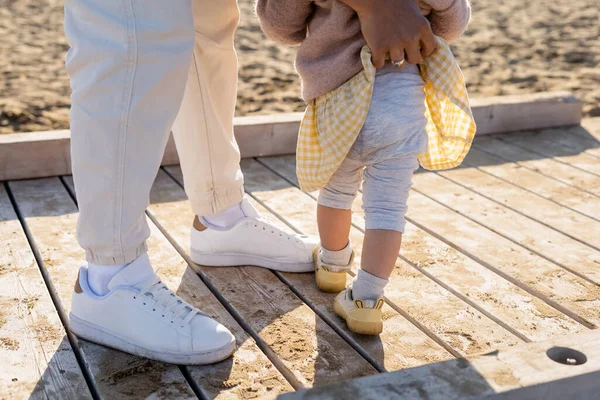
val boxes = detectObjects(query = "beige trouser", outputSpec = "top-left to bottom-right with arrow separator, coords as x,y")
65,0 -> 244,264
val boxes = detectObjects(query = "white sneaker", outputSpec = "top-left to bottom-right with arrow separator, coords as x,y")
69,254 -> 236,365
191,198 -> 318,272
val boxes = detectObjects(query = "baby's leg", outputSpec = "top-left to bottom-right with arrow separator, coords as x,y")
354,153 -> 421,300
316,157 -> 364,291
317,206 -> 351,253
318,156 -> 363,251
328,154 -> 418,335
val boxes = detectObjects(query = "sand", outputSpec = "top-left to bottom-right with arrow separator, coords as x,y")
0,0 -> 598,134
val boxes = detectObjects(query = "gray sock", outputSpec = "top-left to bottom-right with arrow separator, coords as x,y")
352,269 -> 389,301
321,241 -> 352,266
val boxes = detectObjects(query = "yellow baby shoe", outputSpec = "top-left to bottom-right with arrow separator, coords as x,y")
314,245 -> 355,293
333,286 -> 384,335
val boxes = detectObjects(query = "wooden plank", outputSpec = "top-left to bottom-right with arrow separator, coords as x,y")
232,113 -> 305,158
164,165 -> 455,370
0,185 -> 91,400
473,137 -> 600,198
257,156 -> 585,344
8,178 -> 198,400
423,164 -> 600,285
580,117 -> 600,139
164,114 -> 303,165
0,130 -> 72,181
465,147 -> 600,223
507,125 -> 600,159
278,329 -> 600,400
0,112 -> 302,181
148,169 -> 381,388
62,177 -> 294,398
402,189 -> 600,329
469,91 -> 581,135
239,160 -> 526,358
0,93 -> 583,182
503,132 -> 600,176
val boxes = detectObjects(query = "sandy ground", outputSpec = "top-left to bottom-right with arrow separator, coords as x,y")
0,0 -> 598,134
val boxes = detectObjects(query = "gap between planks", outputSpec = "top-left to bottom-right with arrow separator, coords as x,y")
498,136 -> 600,179
148,170 -> 396,387
8,178 -> 199,400
160,166 -> 459,371
466,144 -> 600,224
10,176 -> 293,399
414,171 -> 600,287
453,146 -> 600,286
254,156 -> 591,339
402,174 -> 600,330
237,161 -> 535,352
59,177 -> 210,400
473,136 -> 600,201
60,176 -> 296,398
428,160 -> 600,256
0,183 -> 95,400
428,168 -> 600,255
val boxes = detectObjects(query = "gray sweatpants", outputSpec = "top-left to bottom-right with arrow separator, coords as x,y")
318,65 -> 428,233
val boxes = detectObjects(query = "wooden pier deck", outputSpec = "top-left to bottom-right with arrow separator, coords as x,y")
2,117 -> 600,399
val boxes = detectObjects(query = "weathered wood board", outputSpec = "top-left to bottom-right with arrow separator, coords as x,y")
149,169 -> 383,388
414,168 -> 600,285
256,156 -> 585,345
2,115 -> 599,399
163,166 -> 456,370
61,176 -> 294,398
469,91 -> 582,135
464,147 -> 600,226
405,191 -> 600,329
8,178 -> 197,399
0,185 -> 91,400
504,132 -> 600,176
473,137 -> 600,198
0,92 -> 583,181
240,160 -> 528,357
278,329 -> 600,400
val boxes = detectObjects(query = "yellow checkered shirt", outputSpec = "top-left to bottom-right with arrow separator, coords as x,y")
297,37 -> 476,193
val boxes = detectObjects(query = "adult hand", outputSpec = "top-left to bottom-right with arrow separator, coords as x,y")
340,0 -> 436,68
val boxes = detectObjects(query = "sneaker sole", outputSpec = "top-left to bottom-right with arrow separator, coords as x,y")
316,268 -> 347,293
69,313 -> 236,365
190,248 -> 314,273
333,299 -> 383,336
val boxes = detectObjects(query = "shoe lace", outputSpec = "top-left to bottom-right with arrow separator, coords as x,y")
136,277 -> 201,327
253,218 -> 306,244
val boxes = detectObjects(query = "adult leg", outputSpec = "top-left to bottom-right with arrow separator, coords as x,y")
65,0 -> 235,364
179,0 -> 318,272
67,0 -> 195,264
173,0 -> 244,217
